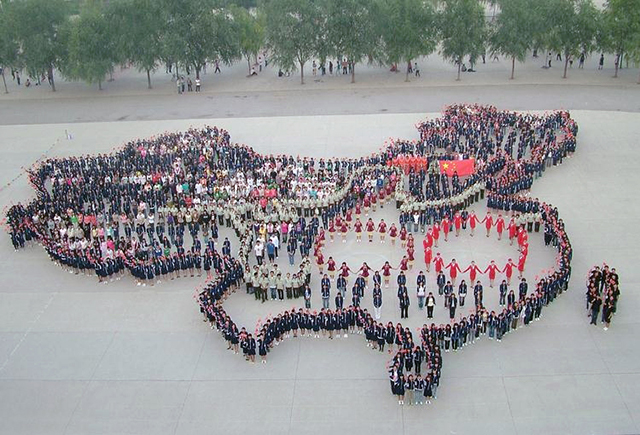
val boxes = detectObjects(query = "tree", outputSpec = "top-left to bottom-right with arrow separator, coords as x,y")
0,4 -> 19,94
489,0 -> 536,79
378,0 -> 438,81
546,0 -> 600,79
11,0 -> 69,91
231,5 -> 265,75
263,0 -> 320,84
60,6 -> 116,90
601,0 -> 640,79
107,0 -> 164,89
439,0 -> 487,80
162,0 -> 239,80
325,0 -> 379,83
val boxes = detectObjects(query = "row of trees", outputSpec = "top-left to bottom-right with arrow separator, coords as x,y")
0,0 -> 639,93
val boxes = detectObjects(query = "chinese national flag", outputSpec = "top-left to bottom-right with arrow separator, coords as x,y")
439,159 -> 475,177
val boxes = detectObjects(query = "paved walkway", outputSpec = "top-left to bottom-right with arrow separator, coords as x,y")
0,109 -> 638,434
1,52 -> 639,125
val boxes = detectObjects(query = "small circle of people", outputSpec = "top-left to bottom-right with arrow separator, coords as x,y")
5,104 -> 578,405
586,264 -> 620,330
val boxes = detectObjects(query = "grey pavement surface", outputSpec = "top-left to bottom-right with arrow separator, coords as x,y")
1,52 -> 639,125
0,67 -> 639,434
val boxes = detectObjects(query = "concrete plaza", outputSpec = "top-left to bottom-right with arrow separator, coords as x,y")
0,59 -> 639,434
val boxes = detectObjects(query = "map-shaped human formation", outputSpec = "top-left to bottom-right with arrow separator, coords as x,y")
5,104 -> 576,404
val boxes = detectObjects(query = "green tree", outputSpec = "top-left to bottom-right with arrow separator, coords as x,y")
0,4 -> 19,93
61,6 -> 116,90
546,0 -> 600,79
263,0 -> 320,84
601,0 -> 640,79
231,5 -> 265,74
11,0 -> 69,91
325,0 -> 379,83
162,0 -> 239,80
439,0 -> 487,80
378,0 -> 438,82
107,0 -> 164,89
489,0 -> 536,79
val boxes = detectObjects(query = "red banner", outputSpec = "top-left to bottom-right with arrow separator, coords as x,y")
439,159 -> 475,177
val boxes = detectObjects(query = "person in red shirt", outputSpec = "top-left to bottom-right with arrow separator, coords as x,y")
468,211 -> 479,237
366,218 -> 375,242
371,193 -> 378,212
425,228 -> 433,248
389,223 -> 398,246
442,216 -> 451,241
358,262 -> 373,287
328,219 -> 336,242
463,260 -> 482,283
517,253 -> 526,278
508,217 -> 517,245
316,251 -> 325,274
399,226 -> 408,248
432,222 -> 440,247
445,259 -> 462,285
378,219 -> 387,243
407,246 -> 415,270
398,256 -> 409,272
354,218 -> 363,243
424,246 -> 433,272
502,258 -> 517,285
407,233 -> 415,250
327,256 -> 337,280
355,202 -> 362,219
482,212 -> 494,238
345,209 -> 353,223
484,260 -> 500,287
340,262 -> 352,280
380,261 -> 396,287
495,214 -> 505,240
518,228 -> 528,248
363,196 -> 371,216
433,252 -> 444,274
453,212 -> 463,237
340,220 -> 349,243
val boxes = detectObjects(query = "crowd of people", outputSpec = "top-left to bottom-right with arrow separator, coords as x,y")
5,103 -> 579,403
586,264 -> 620,330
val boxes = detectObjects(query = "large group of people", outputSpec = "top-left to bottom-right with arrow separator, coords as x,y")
586,264 -> 620,330
5,103 -> 579,403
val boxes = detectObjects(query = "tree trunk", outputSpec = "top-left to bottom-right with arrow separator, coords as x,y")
614,56 -> 619,78
405,59 -> 411,82
351,63 -> 355,84
510,56 -> 515,80
146,68 -> 152,89
637,66 -> 640,84
246,56 -> 251,74
300,60 -> 305,85
98,80 -> 102,91
456,62 -> 461,81
1,69 -> 7,94
563,55 -> 569,79
196,65 -> 201,80
48,66 -> 56,92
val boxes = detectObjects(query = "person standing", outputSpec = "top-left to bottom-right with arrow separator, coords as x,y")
400,288 -> 410,319
590,296 -> 602,325
499,280 -> 508,306
448,292 -> 458,320
373,284 -> 383,319
321,274 -> 331,309
426,292 -> 436,319
458,280 -> 468,307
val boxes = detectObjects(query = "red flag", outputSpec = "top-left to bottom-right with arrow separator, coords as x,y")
439,159 -> 475,177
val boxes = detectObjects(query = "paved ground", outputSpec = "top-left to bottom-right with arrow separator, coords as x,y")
0,59 -> 639,434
